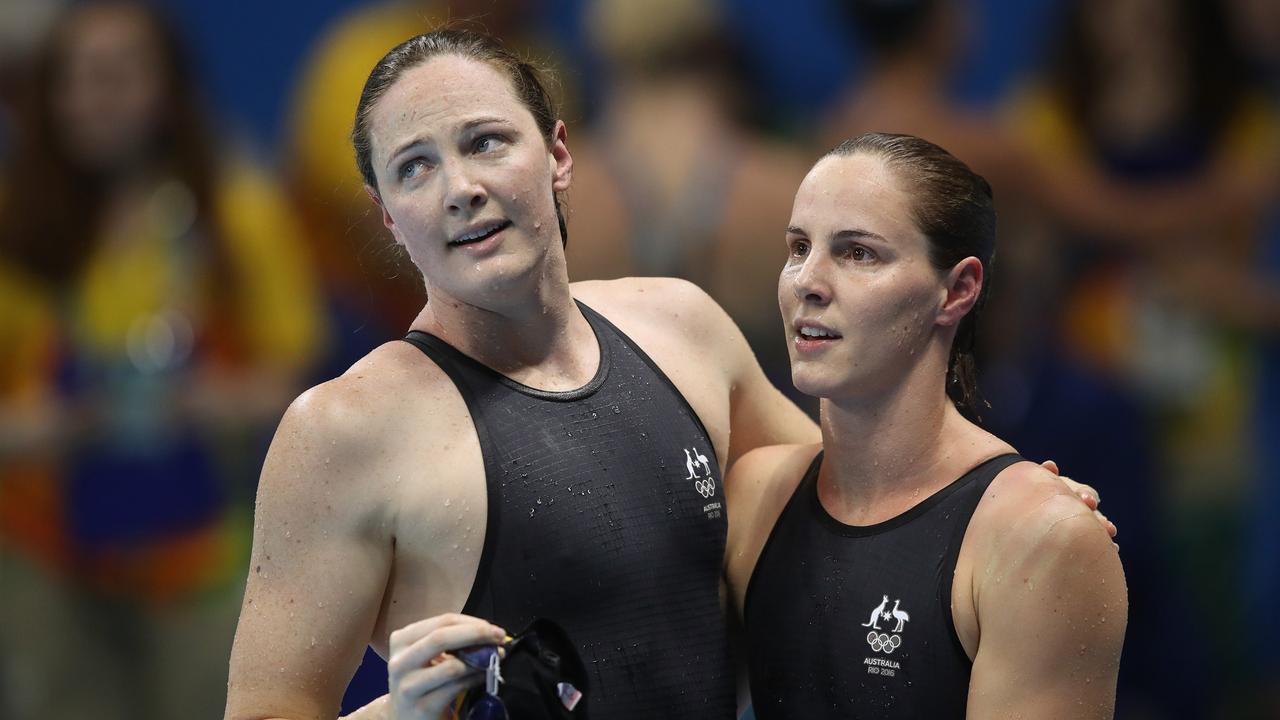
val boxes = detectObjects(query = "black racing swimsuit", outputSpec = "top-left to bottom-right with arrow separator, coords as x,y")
402,301 -> 734,719
744,452 -> 1023,719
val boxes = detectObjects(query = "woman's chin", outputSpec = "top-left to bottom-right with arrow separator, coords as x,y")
790,371 -> 840,400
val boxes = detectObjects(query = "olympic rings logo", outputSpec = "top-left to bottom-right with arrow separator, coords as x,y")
866,631 -> 902,654
694,477 -> 716,498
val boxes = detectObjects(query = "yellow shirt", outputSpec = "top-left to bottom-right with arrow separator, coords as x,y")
0,158 -> 325,600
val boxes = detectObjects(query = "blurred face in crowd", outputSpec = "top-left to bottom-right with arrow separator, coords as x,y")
1228,0 -> 1280,63
779,153 -> 966,401
52,4 -> 168,174
1083,0 -> 1187,140
365,54 -> 572,305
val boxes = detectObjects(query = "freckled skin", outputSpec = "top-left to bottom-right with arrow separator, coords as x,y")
367,56 -> 567,314
726,152 -> 1126,719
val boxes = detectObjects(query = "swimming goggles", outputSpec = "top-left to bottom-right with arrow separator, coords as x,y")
447,618 -> 586,719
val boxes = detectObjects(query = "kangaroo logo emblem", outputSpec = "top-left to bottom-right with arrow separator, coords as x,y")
861,595 -> 890,630
863,595 -> 909,654
684,448 -> 715,497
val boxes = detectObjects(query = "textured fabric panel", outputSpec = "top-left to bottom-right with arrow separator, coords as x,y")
402,302 -> 734,718
745,452 -> 1022,719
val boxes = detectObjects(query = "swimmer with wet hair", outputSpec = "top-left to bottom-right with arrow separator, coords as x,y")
726,133 -> 1126,719
224,32 -> 1115,720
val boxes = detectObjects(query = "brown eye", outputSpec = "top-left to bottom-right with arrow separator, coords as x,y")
789,240 -> 810,258
849,245 -> 876,262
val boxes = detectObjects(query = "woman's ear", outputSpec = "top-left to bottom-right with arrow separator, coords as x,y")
549,120 -> 573,192
937,256 -> 983,327
366,185 -> 402,244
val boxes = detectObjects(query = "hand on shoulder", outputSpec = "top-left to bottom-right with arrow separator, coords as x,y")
975,462 -> 1120,577
964,461 -> 1127,719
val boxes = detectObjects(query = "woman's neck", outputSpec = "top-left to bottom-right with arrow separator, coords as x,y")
816,374 -> 1002,525
413,264 -> 599,391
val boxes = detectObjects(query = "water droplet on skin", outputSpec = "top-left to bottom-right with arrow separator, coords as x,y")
444,498 -> 452,507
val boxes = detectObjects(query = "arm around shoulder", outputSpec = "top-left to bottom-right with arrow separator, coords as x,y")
724,443 -> 820,616
967,470 -> 1127,719
648,278 -> 819,464
225,380 -> 396,720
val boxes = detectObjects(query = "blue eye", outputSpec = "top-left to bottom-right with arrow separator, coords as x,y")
473,134 -> 505,153
399,158 -> 427,180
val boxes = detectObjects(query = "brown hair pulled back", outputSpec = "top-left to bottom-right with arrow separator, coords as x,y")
825,132 -> 996,416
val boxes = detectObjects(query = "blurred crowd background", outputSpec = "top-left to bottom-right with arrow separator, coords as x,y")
0,0 -> 1276,718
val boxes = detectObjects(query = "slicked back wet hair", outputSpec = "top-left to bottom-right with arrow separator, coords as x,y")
823,132 -> 996,417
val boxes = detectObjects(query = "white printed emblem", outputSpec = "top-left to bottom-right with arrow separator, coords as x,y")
684,447 -> 715,498
861,595 -> 910,655
681,447 -> 722,519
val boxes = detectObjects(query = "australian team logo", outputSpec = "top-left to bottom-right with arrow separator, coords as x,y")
684,447 -> 715,497
862,594 -> 910,655
683,447 -> 722,519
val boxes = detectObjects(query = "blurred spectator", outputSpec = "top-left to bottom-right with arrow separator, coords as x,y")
1227,0 -> 1280,713
820,0 -> 1020,184
0,0 -> 66,162
1008,0 -> 1280,716
0,3 -> 324,718
567,0 -> 811,399
285,0 -> 568,378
